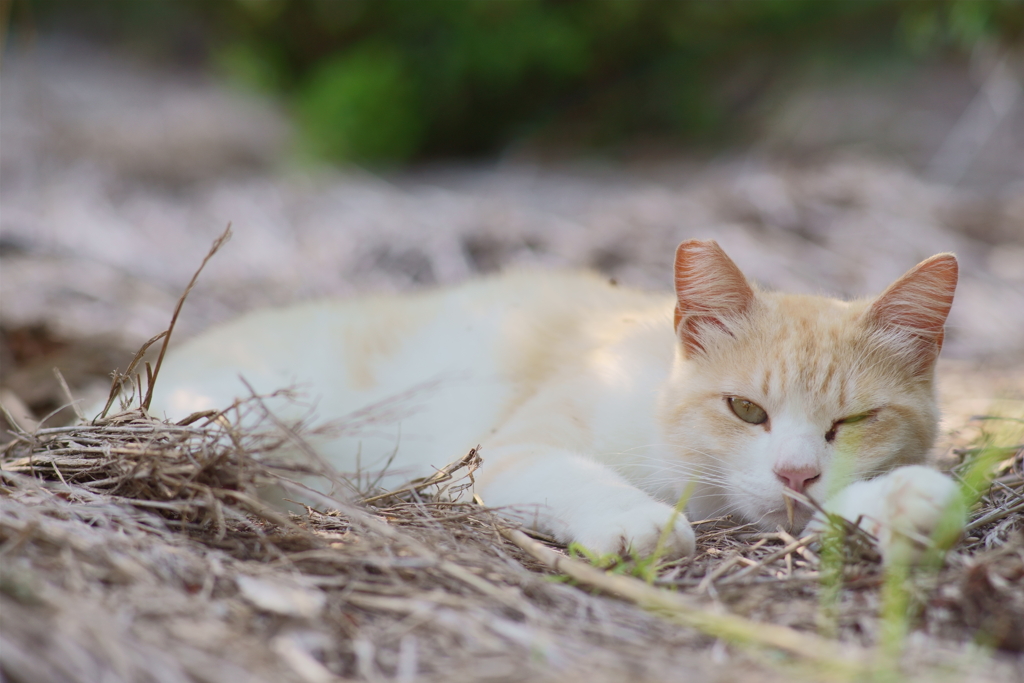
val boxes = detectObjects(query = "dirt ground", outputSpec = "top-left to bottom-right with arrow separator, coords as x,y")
1,40 -> 1023,683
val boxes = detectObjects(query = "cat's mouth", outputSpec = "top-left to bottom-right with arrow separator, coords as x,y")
757,500 -> 814,533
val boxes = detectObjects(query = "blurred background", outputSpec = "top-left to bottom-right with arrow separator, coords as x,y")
1,0 -> 1023,429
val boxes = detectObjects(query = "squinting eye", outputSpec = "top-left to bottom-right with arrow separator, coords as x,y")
826,411 -> 875,442
727,397 -> 768,425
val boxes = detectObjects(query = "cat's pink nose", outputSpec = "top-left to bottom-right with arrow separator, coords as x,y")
774,466 -> 821,493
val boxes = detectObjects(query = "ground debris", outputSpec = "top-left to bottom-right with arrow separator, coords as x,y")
1,406 -> 1022,683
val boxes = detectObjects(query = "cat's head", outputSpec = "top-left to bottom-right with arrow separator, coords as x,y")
660,239 -> 958,532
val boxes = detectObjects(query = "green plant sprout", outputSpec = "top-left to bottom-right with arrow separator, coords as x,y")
555,413 -> 1020,682
874,409 -> 1022,677
568,481 -> 694,584
816,427 -> 863,639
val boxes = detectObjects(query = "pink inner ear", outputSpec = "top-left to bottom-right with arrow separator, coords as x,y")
673,239 -> 754,355
868,253 -> 958,364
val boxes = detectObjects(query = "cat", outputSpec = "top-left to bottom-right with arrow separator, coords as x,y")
145,239 -> 962,561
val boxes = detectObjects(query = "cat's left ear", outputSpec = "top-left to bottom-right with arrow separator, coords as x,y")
867,253 -> 958,371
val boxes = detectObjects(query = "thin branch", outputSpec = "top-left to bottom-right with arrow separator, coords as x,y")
498,527 -> 863,672
143,224 -> 233,412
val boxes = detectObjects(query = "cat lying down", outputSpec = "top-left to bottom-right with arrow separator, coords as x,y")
144,239 -> 964,563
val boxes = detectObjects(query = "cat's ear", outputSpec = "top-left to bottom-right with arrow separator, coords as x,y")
867,253 -> 958,371
674,239 -> 755,356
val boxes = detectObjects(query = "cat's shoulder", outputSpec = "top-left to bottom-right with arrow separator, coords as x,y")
471,268 -> 675,316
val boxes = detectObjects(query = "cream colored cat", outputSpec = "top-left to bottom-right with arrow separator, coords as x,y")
145,240 -> 962,560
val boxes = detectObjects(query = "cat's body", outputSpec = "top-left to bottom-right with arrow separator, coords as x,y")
146,240 -> 961,559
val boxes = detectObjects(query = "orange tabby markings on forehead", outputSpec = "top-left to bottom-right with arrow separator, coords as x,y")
142,239 -> 960,561
760,367 -> 772,399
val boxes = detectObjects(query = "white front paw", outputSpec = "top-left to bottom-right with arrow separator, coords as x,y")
572,501 -> 696,558
814,465 -> 965,564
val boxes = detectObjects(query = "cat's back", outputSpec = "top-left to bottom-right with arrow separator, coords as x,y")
149,269 -> 673,422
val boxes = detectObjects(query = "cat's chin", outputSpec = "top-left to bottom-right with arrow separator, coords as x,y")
747,505 -> 814,534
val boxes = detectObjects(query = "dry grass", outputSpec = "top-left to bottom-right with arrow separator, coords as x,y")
0,404 -> 719,683
1,231 -> 1022,683
1,388 -> 1021,683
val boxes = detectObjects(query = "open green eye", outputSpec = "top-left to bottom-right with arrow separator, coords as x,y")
727,397 -> 768,425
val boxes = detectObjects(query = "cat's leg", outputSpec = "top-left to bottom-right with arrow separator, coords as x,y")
809,465 -> 965,565
474,442 -> 696,557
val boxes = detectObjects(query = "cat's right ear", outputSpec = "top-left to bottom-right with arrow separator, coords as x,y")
674,240 -> 755,356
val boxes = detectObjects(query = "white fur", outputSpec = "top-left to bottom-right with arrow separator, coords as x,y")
808,465 -> 963,565
137,267 -> 960,560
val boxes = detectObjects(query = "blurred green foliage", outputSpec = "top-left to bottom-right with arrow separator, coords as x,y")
295,42 -> 423,162
11,0 -> 1024,164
